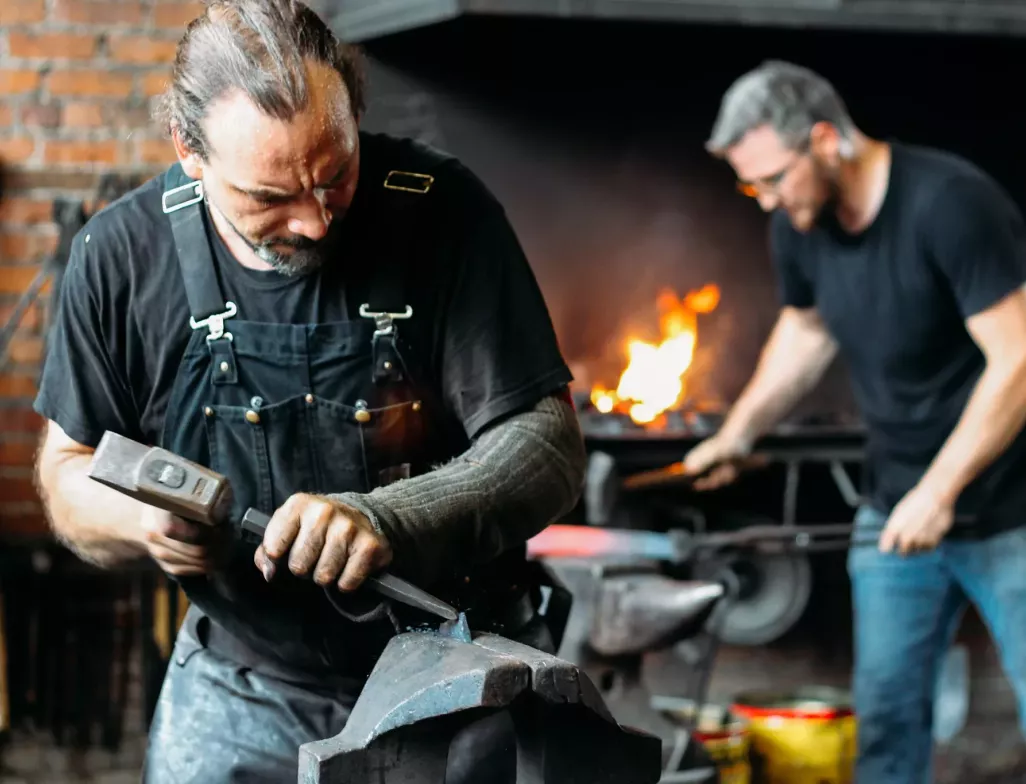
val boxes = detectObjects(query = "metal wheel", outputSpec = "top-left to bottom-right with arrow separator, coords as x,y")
696,550 -> 813,646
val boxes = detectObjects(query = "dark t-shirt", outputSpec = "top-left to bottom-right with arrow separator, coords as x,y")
36,130 -> 572,463
772,142 -> 1026,536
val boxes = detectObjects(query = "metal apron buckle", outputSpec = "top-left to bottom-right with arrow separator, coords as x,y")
382,170 -> 434,194
162,180 -> 204,214
359,304 -> 412,386
358,303 -> 412,337
190,301 -> 238,342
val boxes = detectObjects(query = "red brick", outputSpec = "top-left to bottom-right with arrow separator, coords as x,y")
4,337 -> 45,366
0,408 -> 42,435
44,140 -> 120,166
102,102 -> 154,129
0,377 -> 38,402
0,476 -> 42,502
0,137 -> 36,164
0,435 -> 37,465
0,302 -> 42,331
51,0 -> 145,26
0,198 -> 53,225
2,170 -> 101,191
0,70 -> 40,95
0,232 -> 58,263
8,33 -> 98,60
20,103 -> 61,129
0,266 -> 43,294
140,70 -> 171,98
136,138 -> 176,165
0,105 -> 12,129
109,36 -> 178,66
0,0 -> 46,25
0,507 -> 48,538
0,439 -> 39,467
61,102 -> 105,128
154,2 -> 205,29
47,70 -> 133,98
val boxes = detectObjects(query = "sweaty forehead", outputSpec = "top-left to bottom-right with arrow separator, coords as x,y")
204,63 -> 356,183
725,125 -> 793,182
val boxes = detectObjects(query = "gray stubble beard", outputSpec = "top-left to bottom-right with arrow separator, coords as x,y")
253,243 -> 325,277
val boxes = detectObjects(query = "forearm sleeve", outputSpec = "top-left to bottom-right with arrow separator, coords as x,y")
329,394 -> 586,586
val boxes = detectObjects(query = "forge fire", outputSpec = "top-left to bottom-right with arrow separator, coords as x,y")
590,284 -> 721,425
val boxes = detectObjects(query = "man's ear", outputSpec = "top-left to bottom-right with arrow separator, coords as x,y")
171,126 -> 204,181
809,121 -> 845,163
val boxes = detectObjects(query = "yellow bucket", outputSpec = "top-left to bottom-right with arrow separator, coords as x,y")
658,701 -> 752,784
731,687 -> 856,784
694,716 -> 752,784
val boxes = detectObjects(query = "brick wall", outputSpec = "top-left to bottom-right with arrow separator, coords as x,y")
0,0 -> 201,541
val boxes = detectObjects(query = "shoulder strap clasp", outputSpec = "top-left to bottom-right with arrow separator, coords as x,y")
383,170 -> 434,195
190,301 -> 238,342
162,180 -> 204,214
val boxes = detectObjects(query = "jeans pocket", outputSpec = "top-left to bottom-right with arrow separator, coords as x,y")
848,505 -> 887,574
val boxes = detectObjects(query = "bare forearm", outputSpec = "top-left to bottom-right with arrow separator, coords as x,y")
36,435 -> 150,567
723,369 -> 820,447
720,309 -> 838,448
921,358 -> 1026,504
331,395 -> 586,586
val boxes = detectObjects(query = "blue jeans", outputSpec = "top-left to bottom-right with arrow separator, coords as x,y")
848,506 -> 1026,784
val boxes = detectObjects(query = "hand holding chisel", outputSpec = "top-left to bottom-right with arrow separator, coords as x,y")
88,432 -> 459,621
240,509 -> 456,620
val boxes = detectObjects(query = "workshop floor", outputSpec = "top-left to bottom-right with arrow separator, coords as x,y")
703,650 -> 1025,783
695,608 -> 1026,784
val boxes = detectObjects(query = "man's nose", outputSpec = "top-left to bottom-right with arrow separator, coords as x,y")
756,191 -> 779,212
286,191 -> 331,241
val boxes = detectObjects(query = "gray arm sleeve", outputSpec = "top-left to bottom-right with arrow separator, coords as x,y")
329,394 -> 586,586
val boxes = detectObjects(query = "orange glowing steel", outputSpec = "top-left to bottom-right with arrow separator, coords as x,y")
590,283 -> 720,426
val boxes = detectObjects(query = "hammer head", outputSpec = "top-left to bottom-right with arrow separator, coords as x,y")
89,431 -> 234,526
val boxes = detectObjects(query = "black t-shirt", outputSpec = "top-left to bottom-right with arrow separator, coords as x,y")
772,142 -> 1026,536
36,130 -> 572,460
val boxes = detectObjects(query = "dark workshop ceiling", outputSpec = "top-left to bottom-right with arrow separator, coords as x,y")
317,0 -> 1026,41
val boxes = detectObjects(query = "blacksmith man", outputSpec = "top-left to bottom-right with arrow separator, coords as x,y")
686,60 -> 1026,782
33,1 -> 585,781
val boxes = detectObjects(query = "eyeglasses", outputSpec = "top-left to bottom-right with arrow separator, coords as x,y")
736,151 -> 806,199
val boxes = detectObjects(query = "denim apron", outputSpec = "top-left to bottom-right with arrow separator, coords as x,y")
142,162 -> 541,782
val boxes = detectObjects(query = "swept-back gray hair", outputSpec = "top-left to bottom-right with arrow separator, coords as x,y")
155,0 -> 366,161
706,60 -> 854,155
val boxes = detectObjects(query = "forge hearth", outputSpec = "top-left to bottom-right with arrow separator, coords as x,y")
575,395 -> 864,469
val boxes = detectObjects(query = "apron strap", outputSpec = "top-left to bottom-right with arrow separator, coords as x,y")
361,168 -> 438,386
162,166 -> 237,344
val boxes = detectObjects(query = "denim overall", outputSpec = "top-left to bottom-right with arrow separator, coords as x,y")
142,163 -> 544,782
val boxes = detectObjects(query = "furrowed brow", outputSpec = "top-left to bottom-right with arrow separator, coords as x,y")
232,158 -> 351,202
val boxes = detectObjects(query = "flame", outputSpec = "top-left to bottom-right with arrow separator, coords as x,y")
591,283 -> 720,425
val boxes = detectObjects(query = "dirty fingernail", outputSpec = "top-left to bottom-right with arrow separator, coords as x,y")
262,561 -> 275,582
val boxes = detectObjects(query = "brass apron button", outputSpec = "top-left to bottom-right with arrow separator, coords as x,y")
305,393 -> 314,404
354,409 -> 371,424
411,401 -> 422,412
203,406 -> 214,417
245,409 -> 260,424
219,361 -> 229,372
383,360 -> 393,371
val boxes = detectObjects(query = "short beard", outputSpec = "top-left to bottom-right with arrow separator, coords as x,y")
206,195 -> 331,277
253,237 -> 325,277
